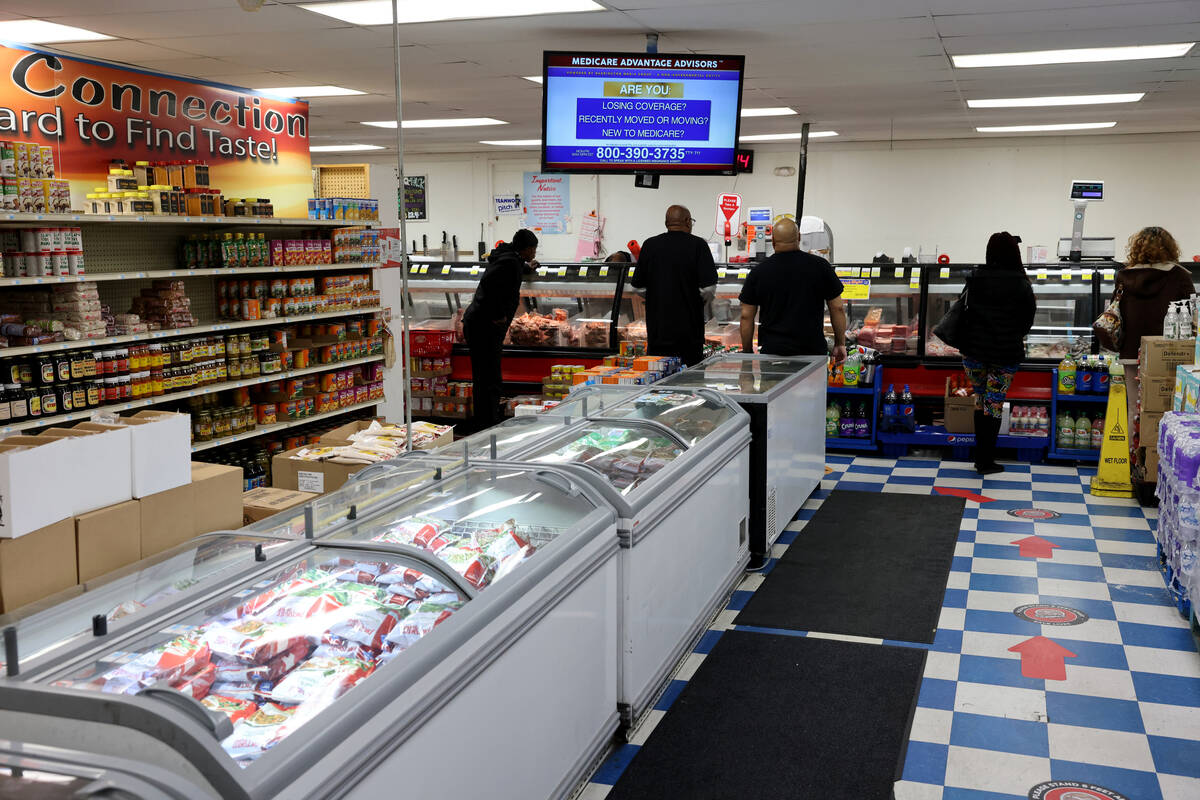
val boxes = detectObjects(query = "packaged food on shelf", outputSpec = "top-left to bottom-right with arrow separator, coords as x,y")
307,197 -> 381,222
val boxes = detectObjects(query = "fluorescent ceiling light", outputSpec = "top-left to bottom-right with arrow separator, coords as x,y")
481,139 -> 541,146
309,144 -> 384,152
0,19 -> 112,43
968,93 -> 1143,108
362,118 -> 506,129
740,131 -> 838,141
522,75 -> 544,84
301,0 -> 603,25
976,122 -> 1117,133
953,42 -> 1194,68
257,85 -> 365,98
740,107 -> 797,117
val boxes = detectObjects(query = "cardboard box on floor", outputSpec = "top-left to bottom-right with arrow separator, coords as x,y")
0,517 -> 77,613
38,426 -> 132,515
1139,336 -> 1195,378
0,436 -> 74,538
943,378 -> 975,434
272,447 -> 366,494
78,411 -> 191,498
1140,446 -> 1160,480
242,487 -> 317,525
76,500 -> 140,583
191,462 -> 244,535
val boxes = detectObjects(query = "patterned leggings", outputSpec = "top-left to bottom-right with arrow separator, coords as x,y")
962,358 -> 1017,419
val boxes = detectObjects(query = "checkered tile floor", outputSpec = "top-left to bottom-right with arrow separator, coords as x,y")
578,455 -> 1200,800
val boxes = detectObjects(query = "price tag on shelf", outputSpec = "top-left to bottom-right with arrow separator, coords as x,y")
599,266 -> 609,277
717,268 -> 727,279
409,265 -> 418,274
737,268 -> 749,278
579,266 -> 589,277
1082,269 -> 1093,281
441,265 -> 451,275
1036,269 -> 1048,280
1102,268 -> 1116,280
536,267 -> 547,276
893,267 -> 904,278
842,278 -> 871,300
557,266 -> 567,277
871,267 -> 881,278
470,266 -> 480,276
939,266 -> 950,279
1060,268 -> 1071,281
908,268 -> 920,289
419,265 -> 429,274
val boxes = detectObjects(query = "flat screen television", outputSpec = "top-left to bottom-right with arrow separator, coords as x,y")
541,51 -> 745,175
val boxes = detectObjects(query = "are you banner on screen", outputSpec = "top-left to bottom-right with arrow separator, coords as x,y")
0,43 -> 312,216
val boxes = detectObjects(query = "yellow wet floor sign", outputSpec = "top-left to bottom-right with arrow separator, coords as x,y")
1091,363 -> 1134,498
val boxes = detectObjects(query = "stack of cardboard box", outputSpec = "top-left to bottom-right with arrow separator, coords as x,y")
1136,336 -> 1196,481
0,410 -> 244,613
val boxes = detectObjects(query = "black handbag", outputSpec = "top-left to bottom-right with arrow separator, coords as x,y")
933,286 -> 969,348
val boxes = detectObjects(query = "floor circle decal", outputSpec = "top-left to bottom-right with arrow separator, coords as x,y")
1028,781 -> 1129,800
1008,508 -> 1061,520
1013,604 -> 1089,626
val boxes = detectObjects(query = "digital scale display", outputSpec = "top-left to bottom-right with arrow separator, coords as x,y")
1070,180 -> 1104,200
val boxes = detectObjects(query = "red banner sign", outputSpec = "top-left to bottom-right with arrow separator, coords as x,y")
0,43 -> 312,216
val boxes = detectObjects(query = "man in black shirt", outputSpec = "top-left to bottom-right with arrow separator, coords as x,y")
630,205 -> 719,366
462,229 -> 537,427
739,218 -> 846,360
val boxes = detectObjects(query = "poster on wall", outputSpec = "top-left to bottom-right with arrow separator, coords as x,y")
0,43 -> 312,216
522,172 -> 570,234
493,192 -> 521,215
401,174 -> 427,220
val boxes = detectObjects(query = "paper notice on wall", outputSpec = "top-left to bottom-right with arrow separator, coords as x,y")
378,228 -> 404,267
523,172 -> 570,234
574,213 -> 601,261
494,193 -> 521,215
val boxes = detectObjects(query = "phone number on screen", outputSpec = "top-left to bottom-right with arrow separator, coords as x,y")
594,146 -> 687,161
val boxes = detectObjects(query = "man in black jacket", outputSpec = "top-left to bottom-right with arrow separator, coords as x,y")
631,205 -> 718,366
463,229 -> 537,427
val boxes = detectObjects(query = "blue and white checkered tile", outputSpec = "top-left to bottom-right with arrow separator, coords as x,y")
581,456 -> 1199,800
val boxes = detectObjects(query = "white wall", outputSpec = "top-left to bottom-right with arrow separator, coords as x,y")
325,131 -> 1200,263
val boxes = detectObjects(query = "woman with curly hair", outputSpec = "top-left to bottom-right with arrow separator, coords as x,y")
1105,227 -> 1195,359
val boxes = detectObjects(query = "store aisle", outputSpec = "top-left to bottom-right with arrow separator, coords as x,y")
578,456 -> 1200,800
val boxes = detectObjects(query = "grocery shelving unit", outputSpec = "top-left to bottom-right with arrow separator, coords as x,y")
0,212 -> 385,450
826,368 -> 882,451
1046,367 -> 1107,462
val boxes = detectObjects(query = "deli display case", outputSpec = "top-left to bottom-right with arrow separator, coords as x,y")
658,354 -> 826,565
837,264 -> 922,357
448,388 -> 752,726
0,461 -> 621,800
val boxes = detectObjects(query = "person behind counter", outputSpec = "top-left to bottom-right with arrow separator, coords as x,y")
959,231 -> 1036,475
462,229 -> 538,427
1104,226 -> 1195,360
630,205 -> 718,366
605,250 -> 631,264
738,217 -> 847,361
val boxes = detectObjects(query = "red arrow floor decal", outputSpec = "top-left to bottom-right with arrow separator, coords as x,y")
934,487 -> 995,503
1011,535 -> 1060,559
1008,636 -> 1077,680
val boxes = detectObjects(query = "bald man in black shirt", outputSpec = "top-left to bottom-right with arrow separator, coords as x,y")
630,205 -> 718,366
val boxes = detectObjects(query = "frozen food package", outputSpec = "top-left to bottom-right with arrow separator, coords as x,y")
212,640 -> 311,684
171,662 -> 218,701
325,603 -> 405,650
385,603 -> 457,649
205,619 -> 310,665
437,546 -> 497,589
201,694 -> 258,724
223,703 -> 296,762
97,633 -> 211,694
269,656 -> 373,705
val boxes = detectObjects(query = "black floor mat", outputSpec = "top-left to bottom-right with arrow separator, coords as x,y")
607,630 -> 926,800
735,489 -> 964,643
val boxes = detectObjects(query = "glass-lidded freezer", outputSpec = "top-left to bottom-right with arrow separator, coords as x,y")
0,739 -> 208,799
0,464 -> 621,800
0,533 -> 304,675
469,389 -> 751,727
660,353 -> 826,565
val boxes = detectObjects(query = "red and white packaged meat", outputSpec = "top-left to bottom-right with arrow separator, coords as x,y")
269,657 -> 373,705
222,703 -> 297,762
201,694 -> 258,724
205,619 -> 310,666
171,662 -> 218,700
212,640 -> 312,684
97,633 -> 211,694
437,546 -> 496,589
385,604 -> 456,650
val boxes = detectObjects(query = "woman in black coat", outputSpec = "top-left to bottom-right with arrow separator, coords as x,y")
960,232 -> 1037,474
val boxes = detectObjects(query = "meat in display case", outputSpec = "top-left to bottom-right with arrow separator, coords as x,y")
0,460 -> 622,800
836,264 -> 921,357
458,388 -> 752,726
403,261 -> 627,353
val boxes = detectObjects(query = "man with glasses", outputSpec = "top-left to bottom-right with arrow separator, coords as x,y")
630,204 -> 719,366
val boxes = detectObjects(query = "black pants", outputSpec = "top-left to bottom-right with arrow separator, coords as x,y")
465,325 -> 504,428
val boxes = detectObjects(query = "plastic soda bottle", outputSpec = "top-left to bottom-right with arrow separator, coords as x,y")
1058,355 -> 1076,395
839,402 -> 855,438
826,402 -> 839,437
900,384 -> 916,432
1037,407 -> 1050,437
843,353 -> 860,387
1057,410 -> 1075,449
1075,412 -> 1091,450
855,402 -> 869,438
1077,357 -> 1093,393
1095,356 -> 1110,394
881,384 -> 897,433
1091,415 -> 1104,450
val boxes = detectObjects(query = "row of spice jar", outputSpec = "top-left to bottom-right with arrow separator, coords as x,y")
190,382 -> 384,442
